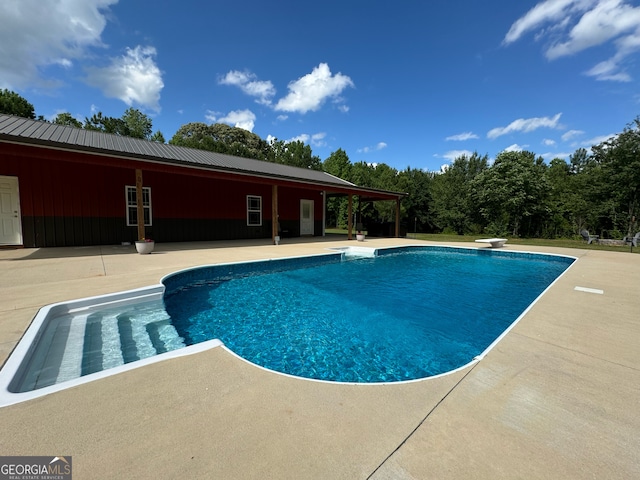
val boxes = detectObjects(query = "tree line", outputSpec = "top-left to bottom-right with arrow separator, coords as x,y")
1,89 -> 638,239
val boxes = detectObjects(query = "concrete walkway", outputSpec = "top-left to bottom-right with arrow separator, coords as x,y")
0,238 -> 638,479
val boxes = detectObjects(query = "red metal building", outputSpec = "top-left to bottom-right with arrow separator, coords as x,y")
0,115 -> 405,248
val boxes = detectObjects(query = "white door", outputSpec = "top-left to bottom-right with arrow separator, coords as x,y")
300,199 -> 314,235
0,176 -> 23,245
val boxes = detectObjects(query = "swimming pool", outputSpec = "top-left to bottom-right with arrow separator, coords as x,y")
0,245 -> 575,405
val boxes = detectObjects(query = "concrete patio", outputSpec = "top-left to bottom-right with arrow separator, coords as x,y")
0,237 -> 638,479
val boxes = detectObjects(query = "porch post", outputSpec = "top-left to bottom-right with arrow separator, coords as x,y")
272,184 -> 279,244
347,194 -> 353,240
135,169 -> 145,240
395,197 -> 401,238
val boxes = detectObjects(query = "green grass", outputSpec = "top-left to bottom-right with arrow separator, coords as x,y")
324,229 -> 639,253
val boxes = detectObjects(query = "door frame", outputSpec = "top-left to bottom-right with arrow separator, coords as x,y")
0,175 -> 23,246
300,199 -> 314,236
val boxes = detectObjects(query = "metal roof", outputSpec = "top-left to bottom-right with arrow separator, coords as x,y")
0,114 -> 372,191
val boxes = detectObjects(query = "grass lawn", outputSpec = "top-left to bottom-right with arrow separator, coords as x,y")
324,229 -> 640,254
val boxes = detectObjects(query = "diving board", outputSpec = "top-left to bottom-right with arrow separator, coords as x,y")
475,238 -> 508,248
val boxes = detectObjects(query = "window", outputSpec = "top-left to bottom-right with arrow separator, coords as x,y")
247,195 -> 262,226
126,186 -> 152,226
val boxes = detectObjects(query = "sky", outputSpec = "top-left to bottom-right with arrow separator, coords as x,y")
2,0 -> 640,172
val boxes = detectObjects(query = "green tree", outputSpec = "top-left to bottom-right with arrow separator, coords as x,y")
122,107 -> 153,140
396,167 -> 433,233
323,149 -> 353,228
0,89 -> 35,119
270,139 -> 322,170
52,112 -> 83,128
431,152 -> 488,234
150,131 -> 166,143
170,123 -> 270,161
169,122 -> 218,149
84,112 -> 129,135
591,117 -> 640,237
472,151 -> 550,237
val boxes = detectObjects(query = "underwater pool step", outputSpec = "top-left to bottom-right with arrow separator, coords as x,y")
56,313 -> 89,384
117,312 -> 185,364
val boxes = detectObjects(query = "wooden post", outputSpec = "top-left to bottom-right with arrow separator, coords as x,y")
347,194 -> 353,240
395,197 -> 400,237
272,184 -> 279,244
135,169 -> 145,240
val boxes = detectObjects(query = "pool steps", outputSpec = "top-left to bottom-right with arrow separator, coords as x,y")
10,293 -> 186,393
331,246 -> 378,258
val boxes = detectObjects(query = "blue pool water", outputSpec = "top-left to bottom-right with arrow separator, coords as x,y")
163,247 -> 573,383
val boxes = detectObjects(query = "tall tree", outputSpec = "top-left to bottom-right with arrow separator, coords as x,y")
53,112 -> 83,128
323,149 -> 353,228
84,112 -> 129,135
270,139 -> 322,170
0,89 -> 35,119
170,123 -> 270,161
397,167 -> 434,233
431,152 -> 488,234
472,151 -> 550,237
122,107 -> 153,140
591,118 -> 640,237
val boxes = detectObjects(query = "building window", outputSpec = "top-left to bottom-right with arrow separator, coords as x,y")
126,186 -> 152,226
247,195 -> 262,226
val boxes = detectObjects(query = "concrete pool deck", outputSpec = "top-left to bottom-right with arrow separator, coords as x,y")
0,237 -> 638,479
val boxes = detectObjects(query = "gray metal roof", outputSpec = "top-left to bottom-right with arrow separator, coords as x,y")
0,114 -> 365,190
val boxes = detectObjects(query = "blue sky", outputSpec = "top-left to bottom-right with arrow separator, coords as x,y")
2,0 -> 640,172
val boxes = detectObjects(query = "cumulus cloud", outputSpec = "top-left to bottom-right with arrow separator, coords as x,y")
0,0 -> 117,89
441,150 -> 474,162
219,70 -> 276,105
358,142 -> 388,154
503,143 -> 526,152
284,132 -> 327,147
543,138 -> 557,146
85,46 -> 164,112
487,113 -> 562,139
445,132 -> 479,141
504,0 -> 640,81
274,63 -> 354,114
206,109 -> 256,132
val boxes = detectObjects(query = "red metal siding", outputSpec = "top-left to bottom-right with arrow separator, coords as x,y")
1,142 -> 332,246
145,171 -> 273,220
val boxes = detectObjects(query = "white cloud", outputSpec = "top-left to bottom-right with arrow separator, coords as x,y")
286,132 -> 328,148
582,133 -> 618,146
503,143 -> 526,152
541,151 -> 572,160
441,150 -> 474,162
504,0 -> 640,82
561,129 -> 585,141
487,113 -> 562,139
543,138 -> 557,146
85,46 -> 164,112
274,63 -> 354,114
358,142 -> 388,154
310,132 -> 327,147
219,70 -> 276,105
0,0 -> 118,89
445,132 -> 479,141
503,0 -> 583,45
207,109 -> 256,132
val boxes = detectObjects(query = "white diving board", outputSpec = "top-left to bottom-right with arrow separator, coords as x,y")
475,238 -> 508,248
